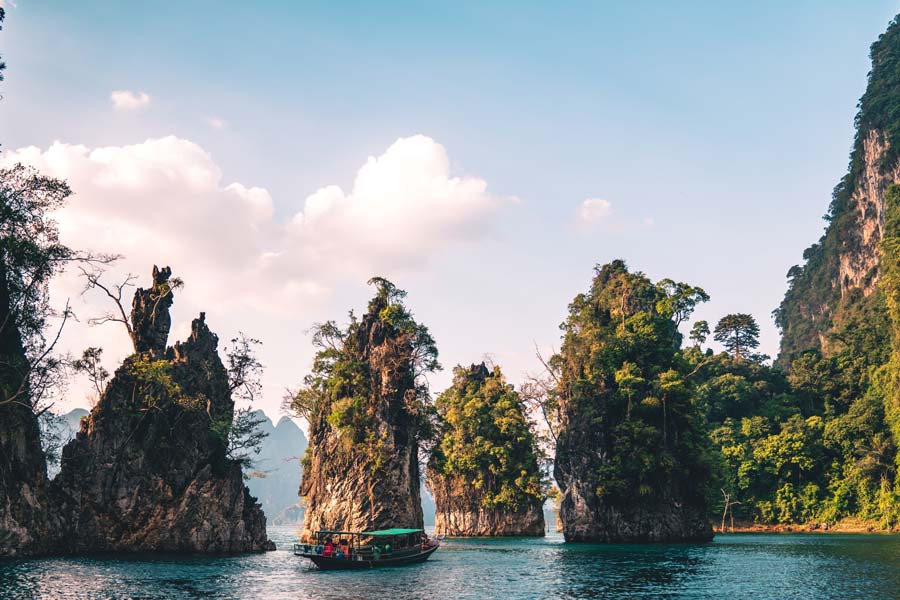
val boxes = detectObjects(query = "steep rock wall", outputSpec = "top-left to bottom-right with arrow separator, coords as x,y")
0,255 -> 54,557
51,267 -> 272,553
777,17 -> 900,363
299,290 -> 426,540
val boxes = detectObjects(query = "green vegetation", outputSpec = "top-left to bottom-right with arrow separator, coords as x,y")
288,277 -> 439,468
0,165 -> 75,410
694,187 -> 900,527
713,314 -> 761,359
427,363 -> 544,512
552,261 -> 712,512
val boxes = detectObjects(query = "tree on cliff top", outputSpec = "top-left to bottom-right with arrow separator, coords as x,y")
427,363 -> 545,511
713,313 -> 760,359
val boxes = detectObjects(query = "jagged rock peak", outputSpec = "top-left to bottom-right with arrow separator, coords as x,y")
51,267 -> 272,553
299,280 -> 433,540
465,362 -> 490,380
131,265 -> 175,356
172,312 -> 218,359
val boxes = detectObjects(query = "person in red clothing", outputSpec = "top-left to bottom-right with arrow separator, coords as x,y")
324,540 -> 335,557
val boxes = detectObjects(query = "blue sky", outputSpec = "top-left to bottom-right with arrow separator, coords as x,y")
2,1 -> 899,418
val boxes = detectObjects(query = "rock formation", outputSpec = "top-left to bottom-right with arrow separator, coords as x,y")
0,256 -> 54,557
776,16 -> 900,363
553,261 -> 712,543
298,279 -> 436,539
426,363 -> 545,537
51,266 -> 273,552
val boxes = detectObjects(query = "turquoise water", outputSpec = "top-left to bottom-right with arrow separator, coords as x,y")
3,527 -> 900,599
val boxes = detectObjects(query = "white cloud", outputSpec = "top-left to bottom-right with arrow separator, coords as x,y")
576,198 -> 613,225
283,134 -> 506,272
110,90 -> 151,111
3,134 -> 506,308
1,135 -> 508,397
207,116 -> 226,130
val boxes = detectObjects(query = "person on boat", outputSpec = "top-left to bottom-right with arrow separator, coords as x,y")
324,540 -> 335,557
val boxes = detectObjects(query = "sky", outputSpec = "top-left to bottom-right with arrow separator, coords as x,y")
2,1 -> 899,423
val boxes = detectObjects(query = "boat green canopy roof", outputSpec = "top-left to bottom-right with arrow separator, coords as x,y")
360,528 -> 424,536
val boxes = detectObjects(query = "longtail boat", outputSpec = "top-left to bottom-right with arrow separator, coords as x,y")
293,528 -> 439,570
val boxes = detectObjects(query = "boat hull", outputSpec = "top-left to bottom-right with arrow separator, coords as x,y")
299,544 -> 438,570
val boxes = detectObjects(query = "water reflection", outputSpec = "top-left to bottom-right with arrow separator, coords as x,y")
3,529 -> 900,599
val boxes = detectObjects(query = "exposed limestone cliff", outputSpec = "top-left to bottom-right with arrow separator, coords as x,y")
0,257 -> 53,557
298,279 -> 435,540
51,267 -> 272,553
426,363 -> 545,537
777,17 -> 900,363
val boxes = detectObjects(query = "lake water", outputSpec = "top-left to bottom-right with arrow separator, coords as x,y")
3,526 -> 900,599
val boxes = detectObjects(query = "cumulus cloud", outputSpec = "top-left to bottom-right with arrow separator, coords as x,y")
284,134 -> 504,271
576,198 -> 613,226
1,134 -> 507,312
110,90 -> 151,111
2,133 -> 509,413
207,116 -> 226,130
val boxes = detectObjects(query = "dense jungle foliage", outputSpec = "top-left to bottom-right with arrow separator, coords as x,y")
552,261 -> 713,513
427,363 -> 544,512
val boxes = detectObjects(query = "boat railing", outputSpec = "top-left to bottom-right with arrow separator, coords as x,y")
294,542 -> 366,561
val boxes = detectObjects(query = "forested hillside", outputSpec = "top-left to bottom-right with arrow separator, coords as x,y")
710,14 -> 900,529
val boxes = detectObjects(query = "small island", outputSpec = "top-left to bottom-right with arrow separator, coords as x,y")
290,278 -> 438,539
426,362 -> 545,537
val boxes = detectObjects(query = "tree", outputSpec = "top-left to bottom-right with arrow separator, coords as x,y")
714,313 -> 760,359
519,344 -> 564,451
217,333 -> 268,470
71,346 -> 109,405
656,279 -> 710,331
226,333 -> 263,404
0,165 -> 75,412
689,320 -> 710,347
217,408 -> 268,471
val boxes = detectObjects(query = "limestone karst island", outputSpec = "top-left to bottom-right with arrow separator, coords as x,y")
7,4 -> 900,599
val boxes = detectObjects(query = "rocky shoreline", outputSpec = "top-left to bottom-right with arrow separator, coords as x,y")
718,519 -> 900,534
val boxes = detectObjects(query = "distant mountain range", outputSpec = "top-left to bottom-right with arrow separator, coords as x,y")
244,410 -> 307,525
52,408 -> 438,526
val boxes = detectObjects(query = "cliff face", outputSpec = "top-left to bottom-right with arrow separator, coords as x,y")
51,267 -> 272,553
555,458 -> 711,543
0,256 -> 54,557
777,17 -> 900,363
299,282 -> 432,539
428,481 -> 544,537
426,363 -> 545,537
